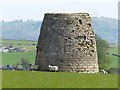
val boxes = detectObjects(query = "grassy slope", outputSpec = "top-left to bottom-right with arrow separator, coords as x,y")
108,45 -> 119,68
2,71 -> 118,88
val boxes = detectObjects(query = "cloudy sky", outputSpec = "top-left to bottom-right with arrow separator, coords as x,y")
0,0 -> 119,21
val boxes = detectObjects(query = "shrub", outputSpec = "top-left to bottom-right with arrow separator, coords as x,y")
20,58 -> 30,70
96,35 -> 111,70
107,67 -> 118,74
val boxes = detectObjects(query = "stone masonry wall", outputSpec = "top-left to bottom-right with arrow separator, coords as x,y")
35,13 -> 99,73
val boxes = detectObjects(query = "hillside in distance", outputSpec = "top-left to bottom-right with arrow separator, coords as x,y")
1,20 -> 41,41
92,17 -> 118,44
0,17 -> 118,44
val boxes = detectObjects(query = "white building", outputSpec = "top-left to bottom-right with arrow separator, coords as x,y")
0,48 -> 2,52
2,48 -> 9,53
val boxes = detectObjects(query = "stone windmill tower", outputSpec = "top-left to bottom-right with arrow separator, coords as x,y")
35,13 -> 99,73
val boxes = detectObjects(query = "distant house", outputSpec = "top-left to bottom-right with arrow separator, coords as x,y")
14,48 -> 21,52
0,48 -> 2,52
9,47 -> 15,52
9,47 -> 22,52
1,46 -> 30,53
2,48 -> 9,53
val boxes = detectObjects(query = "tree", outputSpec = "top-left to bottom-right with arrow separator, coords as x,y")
21,58 -> 30,70
96,35 -> 111,70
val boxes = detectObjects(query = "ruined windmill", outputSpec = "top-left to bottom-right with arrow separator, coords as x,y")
35,13 -> 99,73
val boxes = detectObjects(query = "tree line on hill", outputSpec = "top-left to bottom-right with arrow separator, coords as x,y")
0,17 -> 118,44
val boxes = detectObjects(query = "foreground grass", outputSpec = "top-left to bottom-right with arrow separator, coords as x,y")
2,71 -> 118,88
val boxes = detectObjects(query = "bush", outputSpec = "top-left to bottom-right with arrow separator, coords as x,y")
108,67 -> 118,74
96,35 -> 111,70
20,58 -> 30,70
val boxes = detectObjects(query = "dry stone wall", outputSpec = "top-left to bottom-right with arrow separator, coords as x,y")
35,13 -> 99,73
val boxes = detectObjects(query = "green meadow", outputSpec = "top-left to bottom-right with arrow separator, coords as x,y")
2,52 -> 36,65
107,45 -> 119,68
1,39 -> 37,65
1,39 -> 37,51
2,71 -> 118,88
1,39 -> 37,45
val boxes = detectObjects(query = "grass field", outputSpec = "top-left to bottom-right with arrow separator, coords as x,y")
1,39 -> 37,45
2,52 -> 36,65
108,45 -> 119,68
110,45 -> 120,68
2,71 -> 118,88
1,39 -> 37,65
1,39 -> 37,51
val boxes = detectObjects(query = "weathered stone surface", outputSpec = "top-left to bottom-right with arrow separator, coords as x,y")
35,13 -> 99,73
